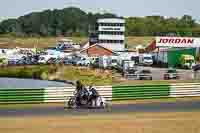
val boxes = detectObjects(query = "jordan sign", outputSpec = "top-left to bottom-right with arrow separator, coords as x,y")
156,37 -> 200,47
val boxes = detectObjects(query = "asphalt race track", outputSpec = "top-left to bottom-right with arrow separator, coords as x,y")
1,101 -> 200,117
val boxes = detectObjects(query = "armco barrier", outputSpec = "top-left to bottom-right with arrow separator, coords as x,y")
1,83 -> 200,104
44,86 -> 112,103
0,88 -> 45,104
170,83 -> 200,97
0,86 -> 112,104
112,84 -> 170,101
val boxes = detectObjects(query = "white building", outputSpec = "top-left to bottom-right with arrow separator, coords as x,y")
97,18 -> 125,51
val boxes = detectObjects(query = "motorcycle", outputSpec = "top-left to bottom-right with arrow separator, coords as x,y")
64,86 -> 109,109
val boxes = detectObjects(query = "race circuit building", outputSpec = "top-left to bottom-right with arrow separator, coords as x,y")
89,18 -> 125,51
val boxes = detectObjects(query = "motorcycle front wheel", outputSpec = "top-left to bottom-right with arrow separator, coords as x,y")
67,97 -> 77,109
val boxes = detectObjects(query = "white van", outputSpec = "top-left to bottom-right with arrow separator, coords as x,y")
99,56 -> 109,68
139,54 -> 153,66
108,56 -> 119,68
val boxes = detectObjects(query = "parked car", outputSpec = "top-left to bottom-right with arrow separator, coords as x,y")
24,57 -> 33,65
47,58 -> 57,64
16,59 -> 26,65
164,68 -> 180,80
56,58 -> 64,64
38,54 -> 58,64
8,59 -> 19,65
123,68 -> 138,79
91,57 -> 99,68
38,56 -> 47,64
75,57 -> 90,66
63,58 -> 73,65
31,55 -> 40,64
71,56 -> 81,65
136,69 -> 152,80
192,64 -> 200,71
139,54 -> 153,66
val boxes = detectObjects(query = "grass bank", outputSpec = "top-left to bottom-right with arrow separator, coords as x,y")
57,66 -> 112,85
126,36 -> 154,48
0,36 -> 87,48
0,36 -> 154,48
0,65 -> 52,79
112,79 -> 200,86
0,65 -> 112,85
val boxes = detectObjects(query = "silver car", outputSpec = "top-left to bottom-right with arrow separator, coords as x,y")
136,69 -> 153,80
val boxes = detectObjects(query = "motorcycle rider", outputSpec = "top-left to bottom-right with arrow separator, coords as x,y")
75,80 -> 89,105
88,84 -> 99,104
67,81 -> 106,108
76,80 -> 83,93
75,80 -> 83,106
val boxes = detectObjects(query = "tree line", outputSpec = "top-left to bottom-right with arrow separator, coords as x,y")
126,15 -> 200,37
0,7 -> 200,37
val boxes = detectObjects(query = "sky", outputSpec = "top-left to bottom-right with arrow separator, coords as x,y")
0,0 -> 199,21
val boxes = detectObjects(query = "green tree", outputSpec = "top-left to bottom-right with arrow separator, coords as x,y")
0,7 -> 200,37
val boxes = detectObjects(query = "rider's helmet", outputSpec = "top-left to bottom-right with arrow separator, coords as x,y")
88,83 -> 99,97
76,80 -> 83,91
88,83 -> 94,90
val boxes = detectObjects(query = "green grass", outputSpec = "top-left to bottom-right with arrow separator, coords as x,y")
0,65 -> 52,80
112,80 -> 200,86
0,103 -> 63,109
0,36 -> 154,48
60,66 -> 112,85
0,36 -> 88,48
0,65 -> 112,85
125,36 -> 154,48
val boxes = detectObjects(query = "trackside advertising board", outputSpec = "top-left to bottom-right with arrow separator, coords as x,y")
156,37 -> 200,48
